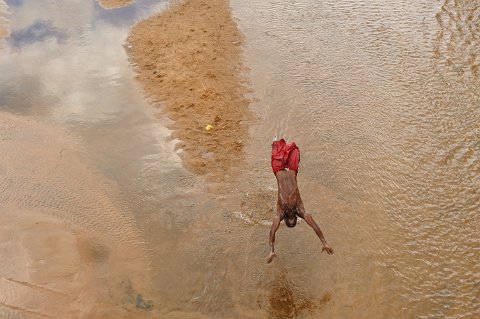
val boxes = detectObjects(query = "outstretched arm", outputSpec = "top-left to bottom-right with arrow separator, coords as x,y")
266,207 -> 282,263
297,204 -> 334,254
266,216 -> 281,263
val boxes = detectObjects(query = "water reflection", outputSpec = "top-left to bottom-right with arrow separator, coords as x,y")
0,1 -> 183,317
1,0 -> 166,122
0,0 -> 9,43
6,0 -> 22,7
266,270 -> 317,319
10,20 -> 68,47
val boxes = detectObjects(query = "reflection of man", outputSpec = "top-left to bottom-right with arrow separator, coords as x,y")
266,137 -> 333,264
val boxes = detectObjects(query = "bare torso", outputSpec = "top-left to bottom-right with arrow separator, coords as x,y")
275,169 -> 300,210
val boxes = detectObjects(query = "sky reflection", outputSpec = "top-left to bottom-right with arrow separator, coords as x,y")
10,19 -> 68,46
0,0 -> 166,123
5,0 -> 22,7
0,0 -> 181,182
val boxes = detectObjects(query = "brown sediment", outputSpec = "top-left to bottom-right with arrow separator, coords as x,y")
0,112 -> 152,318
0,1 -> 10,40
0,28 -> 7,40
0,22 -> 8,38
127,0 -> 251,178
98,0 -> 134,9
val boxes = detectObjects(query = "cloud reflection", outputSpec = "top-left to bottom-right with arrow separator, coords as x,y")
0,0 -> 166,123
10,20 -> 68,47
6,0 -> 22,7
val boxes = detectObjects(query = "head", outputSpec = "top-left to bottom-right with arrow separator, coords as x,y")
284,208 -> 298,228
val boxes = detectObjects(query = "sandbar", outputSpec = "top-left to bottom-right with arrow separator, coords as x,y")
127,0 -> 250,178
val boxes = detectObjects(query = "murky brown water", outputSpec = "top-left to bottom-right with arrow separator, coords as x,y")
0,0 -> 479,318
232,0 -> 480,317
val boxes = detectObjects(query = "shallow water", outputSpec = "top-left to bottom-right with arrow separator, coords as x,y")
0,0 -> 184,317
0,0 -> 479,318
233,0 -> 480,317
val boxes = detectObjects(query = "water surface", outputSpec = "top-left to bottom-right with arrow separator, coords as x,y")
233,0 -> 480,317
0,0 -> 478,318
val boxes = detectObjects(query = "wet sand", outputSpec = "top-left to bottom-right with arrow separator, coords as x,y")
98,0 -> 134,9
127,0 -> 250,178
0,112 -> 152,318
0,0 -> 9,41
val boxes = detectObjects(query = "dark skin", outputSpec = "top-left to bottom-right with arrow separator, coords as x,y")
266,169 -> 334,263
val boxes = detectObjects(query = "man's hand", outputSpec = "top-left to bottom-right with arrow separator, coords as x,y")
266,252 -> 277,264
322,244 -> 334,255
267,215 -> 281,264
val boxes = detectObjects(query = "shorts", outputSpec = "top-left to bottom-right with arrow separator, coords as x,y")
271,138 -> 300,174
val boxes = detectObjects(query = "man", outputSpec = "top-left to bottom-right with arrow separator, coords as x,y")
266,137 -> 333,264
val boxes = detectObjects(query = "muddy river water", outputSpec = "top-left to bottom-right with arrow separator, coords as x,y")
0,0 -> 479,318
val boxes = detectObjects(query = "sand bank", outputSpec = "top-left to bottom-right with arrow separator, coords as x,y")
0,112 -> 152,318
98,0 -> 134,9
127,0 -> 250,178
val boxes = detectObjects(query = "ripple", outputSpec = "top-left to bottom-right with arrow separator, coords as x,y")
0,113 -> 145,247
233,0 -> 480,317
0,112 -> 152,318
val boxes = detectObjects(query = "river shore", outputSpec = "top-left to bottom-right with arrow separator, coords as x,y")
127,0 -> 251,179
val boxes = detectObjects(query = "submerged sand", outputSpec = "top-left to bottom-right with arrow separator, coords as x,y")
0,0 -> 9,40
127,0 -> 250,178
98,0 -> 134,9
0,25 -> 7,39
0,112 -> 152,318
